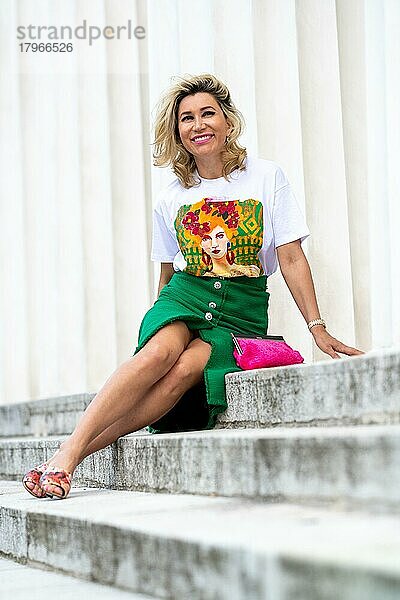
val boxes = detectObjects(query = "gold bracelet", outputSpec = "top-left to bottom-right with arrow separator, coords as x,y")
307,318 -> 326,331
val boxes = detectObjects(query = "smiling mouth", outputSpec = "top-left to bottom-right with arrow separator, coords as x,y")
191,134 -> 214,143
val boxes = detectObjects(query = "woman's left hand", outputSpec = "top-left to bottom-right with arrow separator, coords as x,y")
311,326 -> 365,359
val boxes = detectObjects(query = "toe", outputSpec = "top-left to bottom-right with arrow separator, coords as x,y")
43,483 -> 61,497
25,480 -> 40,493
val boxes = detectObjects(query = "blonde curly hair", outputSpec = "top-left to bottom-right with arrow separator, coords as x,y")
152,73 -> 247,189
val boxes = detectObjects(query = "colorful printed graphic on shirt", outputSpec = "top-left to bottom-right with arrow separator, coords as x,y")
174,198 -> 264,277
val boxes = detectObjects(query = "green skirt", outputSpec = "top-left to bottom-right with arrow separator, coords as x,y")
133,271 -> 270,433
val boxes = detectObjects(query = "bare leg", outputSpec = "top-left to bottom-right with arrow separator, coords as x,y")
77,337 -> 211,461
43,324 -> 210,483
43,321 -> 193,474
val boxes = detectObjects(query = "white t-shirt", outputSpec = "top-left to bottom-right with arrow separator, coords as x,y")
151,156 -> 310,278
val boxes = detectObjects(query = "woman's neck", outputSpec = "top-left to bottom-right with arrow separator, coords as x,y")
211,257 -> 231,274
195,156 -> 224,180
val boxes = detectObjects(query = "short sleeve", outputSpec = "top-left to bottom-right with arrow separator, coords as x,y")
151,205 -> 179,262
272,166 -> 310,248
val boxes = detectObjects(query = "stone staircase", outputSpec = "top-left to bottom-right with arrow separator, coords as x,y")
1,347 -> 400,599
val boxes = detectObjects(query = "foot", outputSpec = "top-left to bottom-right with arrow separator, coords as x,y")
41,443 -> 80,498
22,462 -> 50,498
40,466 -> 72,499
47,442 -> 81,471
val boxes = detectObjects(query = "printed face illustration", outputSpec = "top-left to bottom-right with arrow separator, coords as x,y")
175,198 -> 264,277
201,225 -> 229,260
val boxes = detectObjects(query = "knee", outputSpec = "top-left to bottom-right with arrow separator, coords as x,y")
169,355 -> 201,392
140,340 -> 176,370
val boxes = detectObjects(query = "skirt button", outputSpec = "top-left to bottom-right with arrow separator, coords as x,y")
214,281 -> 222,289
208,301 -> 217,309
205,312 -> 213,321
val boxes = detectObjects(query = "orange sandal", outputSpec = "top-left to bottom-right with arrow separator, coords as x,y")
22,463 -> 50,498
40,466 -> 72,499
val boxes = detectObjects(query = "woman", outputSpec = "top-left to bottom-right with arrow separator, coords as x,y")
181,197 -> 261,277
23,73 -> 363,499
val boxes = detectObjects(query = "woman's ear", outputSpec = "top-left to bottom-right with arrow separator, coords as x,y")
225,124 -> 232,142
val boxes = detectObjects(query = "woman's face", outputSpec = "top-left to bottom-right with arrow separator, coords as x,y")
201,225 -> 229,260
177,92 -> 231,162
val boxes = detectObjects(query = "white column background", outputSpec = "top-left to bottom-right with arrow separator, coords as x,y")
0,0 -> 399,405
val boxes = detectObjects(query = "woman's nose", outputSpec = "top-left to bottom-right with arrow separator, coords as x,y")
194,116 -> 205,130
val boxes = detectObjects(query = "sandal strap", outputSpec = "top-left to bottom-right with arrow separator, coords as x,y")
22,462 -> 51,498
42,466 -> 72,480
40,467 -> 72,499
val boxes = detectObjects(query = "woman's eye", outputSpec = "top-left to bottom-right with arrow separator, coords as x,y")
181,111 -> 215,122
216,233 -> 224,239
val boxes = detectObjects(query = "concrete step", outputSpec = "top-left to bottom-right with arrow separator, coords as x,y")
1,348 -> 399,438
0,392 -> 95,438
0,556 -> 151,599
2,424 -> 400,511
1,481 -> 399,600
223,347 -> 400,428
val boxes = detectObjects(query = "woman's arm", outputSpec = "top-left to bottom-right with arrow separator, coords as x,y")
276,240 -> 364,359
157,262 -> 175,297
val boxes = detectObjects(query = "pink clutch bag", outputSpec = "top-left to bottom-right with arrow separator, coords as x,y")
231,333 -> 304,370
